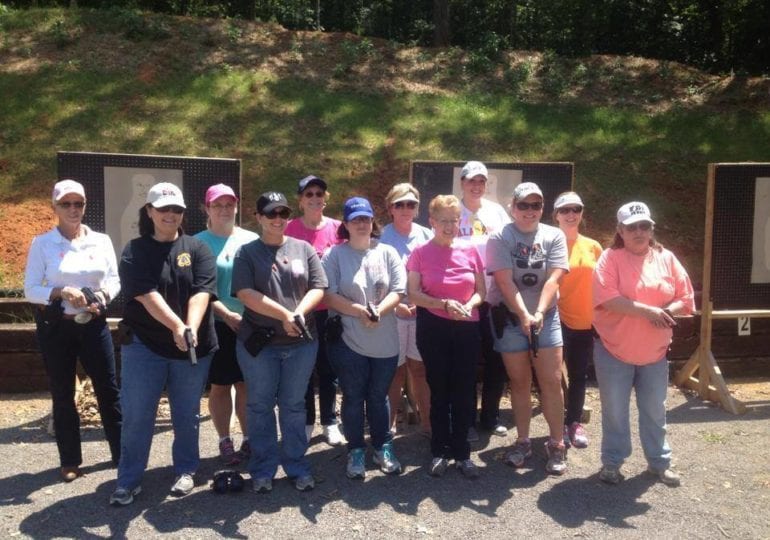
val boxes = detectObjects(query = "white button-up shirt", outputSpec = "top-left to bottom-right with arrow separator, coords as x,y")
24,225 -> 120,315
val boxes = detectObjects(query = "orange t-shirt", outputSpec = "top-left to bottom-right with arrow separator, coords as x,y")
592,247 -> 695,365
557,234 -> 603,330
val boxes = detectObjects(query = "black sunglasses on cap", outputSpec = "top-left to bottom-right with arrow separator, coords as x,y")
57,201 -> 85,209
557,206 -> 582,215
156,205 -> 185,214
394,201 -> 418,209
263,208 -> 292,219
625,221 -> 652,232
515,201 -> 543,211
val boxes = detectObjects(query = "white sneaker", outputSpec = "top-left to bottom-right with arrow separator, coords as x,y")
323,424 -> 346,446
305,425 -> 314,443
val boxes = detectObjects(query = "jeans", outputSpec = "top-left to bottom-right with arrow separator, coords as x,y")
304,310 -> 338,426
35,315 -> 122,467
417,308 -> 479,460
593,339 -> 672,470
116,337 -> 212,490
236,339 -> 317,479
477,302 -> 507,429
328,339 -> 397,451
562,324 -> 593,425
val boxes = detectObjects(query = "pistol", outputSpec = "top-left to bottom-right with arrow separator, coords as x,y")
366,302 -> 380,322
293,314 -> 312,341
184,327 -> 197,365
81,287 -> 106,314
529,325 -> 539,358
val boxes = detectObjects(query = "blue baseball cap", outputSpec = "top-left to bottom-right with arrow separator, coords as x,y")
343,197 -> 374,221
297,175 -> 327,194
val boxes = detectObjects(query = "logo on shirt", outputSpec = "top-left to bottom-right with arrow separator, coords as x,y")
176,252 -> 192,268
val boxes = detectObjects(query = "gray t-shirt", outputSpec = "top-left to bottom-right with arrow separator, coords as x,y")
486,222 -> 569,312
231,237 -> 328,346
322,241 -> 406,358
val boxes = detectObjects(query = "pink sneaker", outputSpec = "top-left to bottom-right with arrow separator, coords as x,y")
568,422 -> 589,449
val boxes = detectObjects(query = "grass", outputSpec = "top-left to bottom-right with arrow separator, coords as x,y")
2,7 -> 770,288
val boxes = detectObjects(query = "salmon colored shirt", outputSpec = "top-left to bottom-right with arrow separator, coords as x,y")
558,234 -> 603,330
592,246 -> 695,365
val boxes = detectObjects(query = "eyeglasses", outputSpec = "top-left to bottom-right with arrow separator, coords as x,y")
303,190 -> 325,199
557,206 -> 582,215
625,222 -> 652,232
264,208 -> 291,219
155,205 -> 185,214
394,201 -> 417,209
57,201 -> 85,209
515,201 -> 543,211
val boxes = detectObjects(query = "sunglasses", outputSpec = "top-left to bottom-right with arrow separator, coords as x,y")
515,201 -> 543,211
625,222 -> 652,232
394,201 -> 418,209
264,208 -> 291,219
57,201 -> 85,209
156,205 -> 185,214
303,190 -> 325,199
557,206 -> 583,215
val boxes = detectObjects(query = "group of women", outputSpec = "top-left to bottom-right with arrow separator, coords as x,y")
24,163 -> 694,505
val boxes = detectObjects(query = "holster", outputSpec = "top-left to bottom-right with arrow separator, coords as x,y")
243,326 -> 276,357
325,314 -> 343,343
490,303 -> 519,339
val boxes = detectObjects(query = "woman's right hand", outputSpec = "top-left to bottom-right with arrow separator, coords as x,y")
172,324 -> 189,351
61,286 -> 87,308
642,305 -> 676,328
395,303 -> 414,318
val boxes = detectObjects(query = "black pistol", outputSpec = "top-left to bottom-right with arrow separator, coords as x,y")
366,302 -> 380,322
184,327 -> 197,365
293,314 -> 312,341
81,287 -> 106,314
530,324 -> 539,358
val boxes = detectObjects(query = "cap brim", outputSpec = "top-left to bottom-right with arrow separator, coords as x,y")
260,202 -> 290,214
298,178 -> 327,193
622,215 -> 655,225
346,211 -> 374,221
150,198 -> 186,209
392,194 -> 419,204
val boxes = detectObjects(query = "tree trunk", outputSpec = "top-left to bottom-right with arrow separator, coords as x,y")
433,0 -> 450,47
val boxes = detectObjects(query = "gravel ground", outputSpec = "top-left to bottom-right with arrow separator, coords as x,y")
1,382 -> 769,540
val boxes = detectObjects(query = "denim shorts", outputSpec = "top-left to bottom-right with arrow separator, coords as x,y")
492,307 -> 563,354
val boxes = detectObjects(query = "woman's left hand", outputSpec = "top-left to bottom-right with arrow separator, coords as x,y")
529,311 -> 544,334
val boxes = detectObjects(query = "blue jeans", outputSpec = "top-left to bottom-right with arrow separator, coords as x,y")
116,337 -> 212,490
593,340 -> 672,470
328,339 -> 397,451
236,339 -> 317,479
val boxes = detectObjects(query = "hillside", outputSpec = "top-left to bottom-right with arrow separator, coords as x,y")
2,7 -> 770,289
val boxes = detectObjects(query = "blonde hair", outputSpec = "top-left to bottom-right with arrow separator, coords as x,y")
385,183 -> 420,207
428,194 -> 461,217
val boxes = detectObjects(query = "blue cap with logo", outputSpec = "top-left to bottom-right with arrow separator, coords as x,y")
343,197 -> 374,221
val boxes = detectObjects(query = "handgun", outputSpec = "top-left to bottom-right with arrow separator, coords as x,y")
81,287 -> 106,314
184,327 -> 197,365
293,314 -> 312,341
366,302 -> 380,322
530,325 -> 539,358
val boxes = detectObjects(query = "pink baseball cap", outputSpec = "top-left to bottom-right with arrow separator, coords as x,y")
205,183 -> 238,205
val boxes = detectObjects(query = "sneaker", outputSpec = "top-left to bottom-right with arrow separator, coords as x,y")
294,474 -> 315,491
346,448 -> 366,479
252,477 -> 273,493
429,457 -> 449,477
648,466 -> 681,487
466,426 -> 480,442
492,424 -> 508,437
305,425 -> 314,443
323,424 -> 346,446
504,439 -> 532,468
568,422 -> 589,448
219,437 -> 240,465
170,473 -> 194,496
456,458 -> 480,479
373,443 -> 402,475
237,439 -> 251,461
109,486 -> 141,506
545,440 -> 568,475
599,465 -> 622,485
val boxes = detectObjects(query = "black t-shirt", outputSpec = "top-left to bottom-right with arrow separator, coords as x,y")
119,234 -> 218,359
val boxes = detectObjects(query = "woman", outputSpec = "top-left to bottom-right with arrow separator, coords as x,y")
553,192 -> 602,449
195,184 -> 258,465
380,183 -> 433,436
285,175 -> 345,447
407,195 -> 485,478
232,191 -> 327,493
593,202 -> 694,486
111,182 -> 218,506
486,182 -> 570,475
24,179 -> 122,483
322,197 -> 405,479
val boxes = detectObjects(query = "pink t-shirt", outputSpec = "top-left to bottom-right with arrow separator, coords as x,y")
285,216 -> 341,310
593,246 -> 695,365
406,239 -> 485,321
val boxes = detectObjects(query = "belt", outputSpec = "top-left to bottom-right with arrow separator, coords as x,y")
36,306 -> 94,322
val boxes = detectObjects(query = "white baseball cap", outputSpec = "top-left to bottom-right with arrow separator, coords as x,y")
52,179 -> 85,202
554,192 -> 584,209
147,182 -> 186,208
617,201 -> 655,225
460,161 -> 488,180
513,182 -> 543,201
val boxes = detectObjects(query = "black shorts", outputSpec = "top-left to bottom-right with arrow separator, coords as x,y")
208,320 -> 244,386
